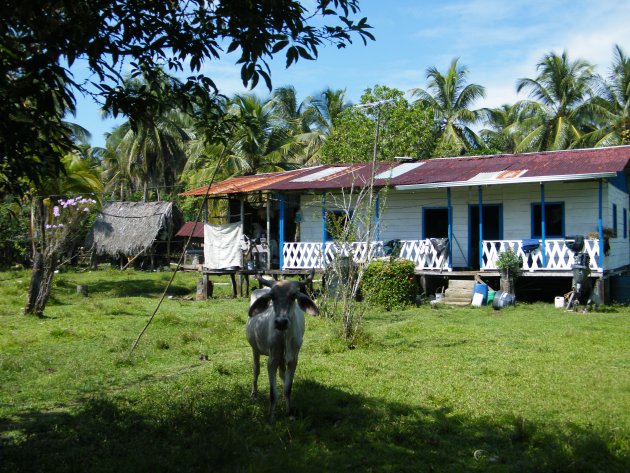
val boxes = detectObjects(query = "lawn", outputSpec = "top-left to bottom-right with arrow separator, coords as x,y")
0,268 -> 629,472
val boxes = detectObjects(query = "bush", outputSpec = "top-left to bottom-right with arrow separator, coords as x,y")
361,259 -> 417,310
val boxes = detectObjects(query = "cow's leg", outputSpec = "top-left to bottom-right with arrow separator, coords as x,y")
278,360 -> 286,390
267,357 -> 279,425
251,349 -> 260,400
283,358 -> 298,418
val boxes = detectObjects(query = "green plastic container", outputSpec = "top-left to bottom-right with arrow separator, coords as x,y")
487,290 -> 496,305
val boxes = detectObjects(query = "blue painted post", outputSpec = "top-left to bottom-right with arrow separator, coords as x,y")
375,191 -> 380,242
541,183 -> 547,268
478,187 -> 483,269
447,188 -> 453,269
321,192 -> 327,268
279,193 -> 285,269
597,179 -> 604,271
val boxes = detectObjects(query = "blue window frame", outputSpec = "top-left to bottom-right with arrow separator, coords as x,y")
613,204 -> 618,237
624,208 -> 627,239
531,202 -> 564,238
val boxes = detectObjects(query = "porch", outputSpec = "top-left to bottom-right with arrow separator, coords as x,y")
281,238 -> 602,273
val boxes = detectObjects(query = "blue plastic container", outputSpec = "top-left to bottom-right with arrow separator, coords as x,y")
473,283 -> 488,305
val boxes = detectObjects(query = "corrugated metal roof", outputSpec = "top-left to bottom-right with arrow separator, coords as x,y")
179,146 -> 630,196
175,221 -> 204,239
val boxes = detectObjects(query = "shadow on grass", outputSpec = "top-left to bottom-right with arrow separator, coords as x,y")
62,278 -> 195,299
1,380 -> 627,473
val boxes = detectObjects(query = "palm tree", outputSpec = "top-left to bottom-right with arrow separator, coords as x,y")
223,93 -> 296,175
479,102 -> 538,153
580,45 -> 630,146
515,51 -> 597,151
410,58 -> 486,156
107,108 -> 192,201
310,88 -> 352,135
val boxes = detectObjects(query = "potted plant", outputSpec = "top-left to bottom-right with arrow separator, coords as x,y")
496,248 -> 522,294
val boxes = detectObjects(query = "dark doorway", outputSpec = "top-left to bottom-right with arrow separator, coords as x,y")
469,204 -> 502,269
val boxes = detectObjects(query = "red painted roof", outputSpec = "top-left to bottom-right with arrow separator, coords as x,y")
179,146 -> 630,196
175,221 -> 204,239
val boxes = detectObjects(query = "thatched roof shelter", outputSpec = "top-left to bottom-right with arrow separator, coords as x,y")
87,201 -> 181,257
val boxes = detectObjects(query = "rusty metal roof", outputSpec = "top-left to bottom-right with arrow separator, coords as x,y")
179,146 -> 630,196
175,221 -> 204,239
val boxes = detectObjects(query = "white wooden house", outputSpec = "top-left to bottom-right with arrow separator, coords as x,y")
181,146 -> 630,300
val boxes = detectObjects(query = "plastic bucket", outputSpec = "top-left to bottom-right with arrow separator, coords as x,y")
473,283 -> 488,305
487,290 -> 496,305
554,296 -> 565,308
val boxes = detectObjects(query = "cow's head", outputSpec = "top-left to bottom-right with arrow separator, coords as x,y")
248,271 -> 319,330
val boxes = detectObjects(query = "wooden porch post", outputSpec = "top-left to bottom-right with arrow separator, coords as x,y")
321,192 -> 327,268
597,179 -> 604,273
541,183 -> 547,267
478,186 -> 483,269
447,187 -> 453,269
279,193 -> 285,269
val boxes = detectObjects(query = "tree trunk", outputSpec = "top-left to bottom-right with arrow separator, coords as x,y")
25,251 -> 55,316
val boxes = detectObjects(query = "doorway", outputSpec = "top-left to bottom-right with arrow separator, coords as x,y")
469,204 -> 502,269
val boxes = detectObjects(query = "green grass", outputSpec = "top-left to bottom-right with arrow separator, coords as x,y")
0,268 -> 629,472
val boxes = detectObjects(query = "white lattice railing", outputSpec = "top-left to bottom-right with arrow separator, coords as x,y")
282,240 -> 450,270
481,239 -> 601,272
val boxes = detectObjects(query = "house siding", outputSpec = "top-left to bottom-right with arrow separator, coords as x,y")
297,179 -> 628,271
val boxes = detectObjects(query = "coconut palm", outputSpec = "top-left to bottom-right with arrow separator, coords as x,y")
479,102 -> 539,153
107,108 -> 192,201
515,51 -> 597,151
223,93 -> 296,175
310,88 -> 352,135
410,58 -> 486,156
580,45 -> 630,146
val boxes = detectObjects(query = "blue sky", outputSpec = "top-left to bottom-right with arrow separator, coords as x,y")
72,0 -> 630,148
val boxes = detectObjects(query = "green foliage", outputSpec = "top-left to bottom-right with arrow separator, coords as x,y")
1,1 -> 373,197
0,198 -> 30,267
321,85 -> 435,163
496,249 -> 523,277
361,259 -> 418,310
411,58 -> 486,156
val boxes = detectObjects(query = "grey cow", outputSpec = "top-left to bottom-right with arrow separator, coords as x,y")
246,273 -> 318,424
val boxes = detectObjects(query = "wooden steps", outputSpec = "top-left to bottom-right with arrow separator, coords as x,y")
442,278 -> 476,306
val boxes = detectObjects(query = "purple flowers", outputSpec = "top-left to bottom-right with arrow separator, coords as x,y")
47,195 -> 96,231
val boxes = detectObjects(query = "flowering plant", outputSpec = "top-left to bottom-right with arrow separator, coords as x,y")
45,196 -> 97,231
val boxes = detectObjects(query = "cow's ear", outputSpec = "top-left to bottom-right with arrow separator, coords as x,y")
297,293 -> 319,316
249,294 -> 272,318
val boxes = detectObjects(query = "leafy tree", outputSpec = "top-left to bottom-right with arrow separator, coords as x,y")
1,0 -> 373,197
411,58 -> 486,156
321,85 -> 435,163
581,45 -> 630,146
515,51 -> 597,151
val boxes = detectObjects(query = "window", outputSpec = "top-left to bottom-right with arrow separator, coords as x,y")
613,204 -> 618,237
423,208 -> 449,238
531,203 -> 564,238
325,210 -> 352,241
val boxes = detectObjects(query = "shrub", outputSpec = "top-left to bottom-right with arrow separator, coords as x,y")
361,259 -> 417,310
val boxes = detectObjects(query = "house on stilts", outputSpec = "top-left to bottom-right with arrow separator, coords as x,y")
180,146 -> 630,302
